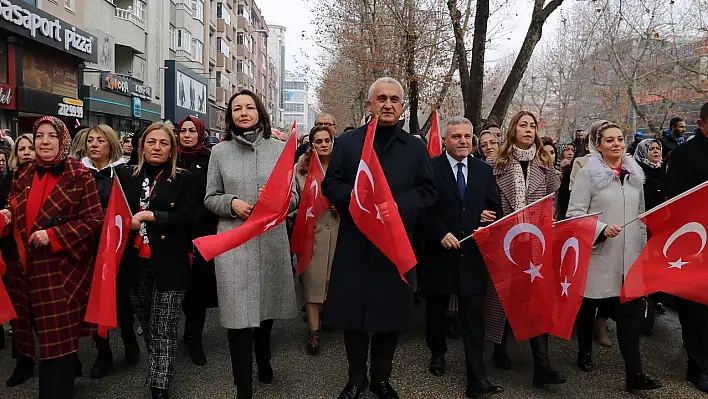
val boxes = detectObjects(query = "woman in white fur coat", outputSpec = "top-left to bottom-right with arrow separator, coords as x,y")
566,120 -> 662,393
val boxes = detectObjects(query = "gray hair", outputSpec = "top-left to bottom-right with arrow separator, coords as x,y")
367,77 -> 405,102
443,116 -> 474,138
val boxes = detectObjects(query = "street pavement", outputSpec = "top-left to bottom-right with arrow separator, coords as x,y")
0,296 -> 705,399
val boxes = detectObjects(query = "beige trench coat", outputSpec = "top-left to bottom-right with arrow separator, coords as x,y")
295,155 -> 340,304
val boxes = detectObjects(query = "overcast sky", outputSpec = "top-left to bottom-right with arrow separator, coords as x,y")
259,0 -> 317,73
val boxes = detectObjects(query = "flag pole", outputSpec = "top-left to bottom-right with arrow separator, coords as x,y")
458,193 -> 555,244
621,180 -> 708,228
553,212 -> 602,226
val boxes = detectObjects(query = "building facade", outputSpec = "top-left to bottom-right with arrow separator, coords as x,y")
267,24 -> 285,129
282,70 -> 310,134
0,0 -> 96,135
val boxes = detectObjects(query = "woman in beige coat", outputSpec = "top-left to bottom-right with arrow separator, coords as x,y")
566,120 -> 661,393
295,125 -> 339,356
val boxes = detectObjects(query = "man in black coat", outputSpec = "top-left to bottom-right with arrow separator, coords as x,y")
322,77 -> 437,399
420,117 -> 503,398
665,102 -> 708,394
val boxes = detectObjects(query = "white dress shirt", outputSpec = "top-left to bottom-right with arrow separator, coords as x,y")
446,152 -> 468,182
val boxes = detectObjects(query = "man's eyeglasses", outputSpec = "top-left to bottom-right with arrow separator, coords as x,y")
316,122 -> 335,127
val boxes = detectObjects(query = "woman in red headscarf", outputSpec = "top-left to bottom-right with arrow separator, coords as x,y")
176,116 -> 218,366
1,116 -> 103,398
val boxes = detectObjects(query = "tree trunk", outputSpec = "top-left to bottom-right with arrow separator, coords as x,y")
627,85 -> 658,133
469,0 -> 490,133
447,0 -> 472,119
421,52 -> 458,136
486,0 -> 564,125
404,0 -> 419,134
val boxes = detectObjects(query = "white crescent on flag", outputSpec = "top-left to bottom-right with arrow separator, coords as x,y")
663,222 -> 707,257
560,237 -> 580,276
503,223 -> 546,265
310,180 -> 319,200
354,160 -> 375,214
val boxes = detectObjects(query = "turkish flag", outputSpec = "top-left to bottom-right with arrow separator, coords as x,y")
194,130 -> 297,261
350,118 -> 417,280
473,194 -> 554,341
0,218 -> 16,324
85,178 -> 132,337
622,181 -> 708,304
549,214 -> 599,340
291,154 -> 330,274
427,110 -> 442,157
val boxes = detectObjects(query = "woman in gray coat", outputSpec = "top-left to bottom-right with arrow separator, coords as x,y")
566,120 -> 661,393
204,89 -> 298,399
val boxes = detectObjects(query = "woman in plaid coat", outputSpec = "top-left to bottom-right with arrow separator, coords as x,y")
1,116 -> 104,398
484,111 -> 565,389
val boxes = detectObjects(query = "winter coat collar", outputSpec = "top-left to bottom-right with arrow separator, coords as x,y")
81,157 -> 126,174
586,154 -> 645,190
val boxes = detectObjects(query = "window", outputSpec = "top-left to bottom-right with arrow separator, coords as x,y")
192,0 -> 204,22
133,1 -> 146,22
284,104 -> 304,113
217,38 -> 230,57
249,61 -> 255,78
236,33 -> 244,45
169,26 -> 176,50
177,29 -> 192,56
217,3 -> 231,24
236,60 -> 244,73
283,81 -> 306,91
64,0 -> 74,11
192,39 -> 204,62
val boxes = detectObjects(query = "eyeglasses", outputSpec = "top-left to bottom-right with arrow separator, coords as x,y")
316,122 -> 335,127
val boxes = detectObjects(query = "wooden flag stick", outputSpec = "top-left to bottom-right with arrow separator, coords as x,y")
553,212 -> 602,226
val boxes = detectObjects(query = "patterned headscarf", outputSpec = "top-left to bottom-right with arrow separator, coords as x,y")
176,116 -> 207,159
633,138 -> 662,169
33,116 -> 71,168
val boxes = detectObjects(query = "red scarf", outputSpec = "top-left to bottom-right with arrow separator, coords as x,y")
609,162 -> 624,177
177,116 -> 207,159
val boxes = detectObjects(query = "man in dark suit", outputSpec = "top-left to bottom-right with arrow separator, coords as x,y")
323,77 -> 437,399
420,116 -> 504,398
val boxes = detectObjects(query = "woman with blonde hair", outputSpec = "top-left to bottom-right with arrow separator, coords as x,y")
485,110 -> 565,388
116,122 -> 198,399
7,134 -> 35,171
79,124 -> 141,378
69,128 -> 90,159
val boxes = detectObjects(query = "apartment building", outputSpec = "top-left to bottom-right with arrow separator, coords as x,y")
282,70 -> 310,134
267,24 -> 286,129
210,0 -> 268,136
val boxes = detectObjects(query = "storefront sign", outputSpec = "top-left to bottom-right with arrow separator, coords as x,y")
101,72 -> 152,101
57,97 -> 83,118
22,45 -> 77,97
0,82 -> 14,109
163,60 -> 208,127
132,97 -> 141,118
0,0 -> 96,62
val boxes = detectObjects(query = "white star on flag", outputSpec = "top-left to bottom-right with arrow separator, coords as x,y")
524,262 -> 544,282
305,207 -> 314,220
668,258 -> 689,270
264,219 -> 277,231
560,276 -> 571,296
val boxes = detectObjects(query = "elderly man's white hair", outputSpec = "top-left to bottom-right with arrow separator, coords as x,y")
367,77 -> 405,102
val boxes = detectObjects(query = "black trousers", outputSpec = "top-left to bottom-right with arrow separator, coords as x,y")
678,298 -> 708,375
497,321 -> 552,371
227,319 -> 274,397
38,352 -> 78,399
182,293 -> 207,338
576,297 -> 644,376
426,293 -> 486,381
343,330 -> 398,386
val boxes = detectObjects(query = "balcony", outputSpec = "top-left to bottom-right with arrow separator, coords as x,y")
176,49 -> 193,60
216,87 -> 227,103
236,72 -> 252,87
210,7 -> 217,31
217,53 -> 232,72
115,6 -> 145,30
236,16 -> 249,30
209,79 -> 217,101
209,46 -> 217,65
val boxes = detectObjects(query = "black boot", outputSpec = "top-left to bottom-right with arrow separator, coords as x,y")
6,356 -> 34,387
530,335 -> 565,388
90,335 -> 114,379
186,334 -> 207,366
493,344 -> 511,370
122,332 -> 141,365
255,321 -> 274,384
229,328 -> 253,399
577,352 -> 593,372
626,373 -> 662,393
151,387 -> 170,398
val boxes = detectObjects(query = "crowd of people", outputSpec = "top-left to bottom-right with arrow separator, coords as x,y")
0,77 -> 706,399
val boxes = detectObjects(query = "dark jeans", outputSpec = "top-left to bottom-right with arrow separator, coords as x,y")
677,298 -> 708,375
228,319 -> 274,398
343,330 -> 398,385
576,297 -> 644,376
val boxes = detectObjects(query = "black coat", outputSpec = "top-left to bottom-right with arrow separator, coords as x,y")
322,124 -> 437,332
116,164 -> 197,291
660,131 -> 680,163
639,162 -> 666,211
419,154 -> 501,296
177,149 -> 218,308
665,131 -> 708,198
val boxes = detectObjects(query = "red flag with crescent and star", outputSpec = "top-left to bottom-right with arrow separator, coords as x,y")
350,117 -> 417,280
291,153 -> 330,274
549,214 -> 599,340
193,129 -> 297,262
85,177 -> 132,337
621,181 -> 708,304
472,194 -> 554,341
427,109 -> 442,157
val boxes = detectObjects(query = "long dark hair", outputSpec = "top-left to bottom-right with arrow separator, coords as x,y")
224,89 -> 271,140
